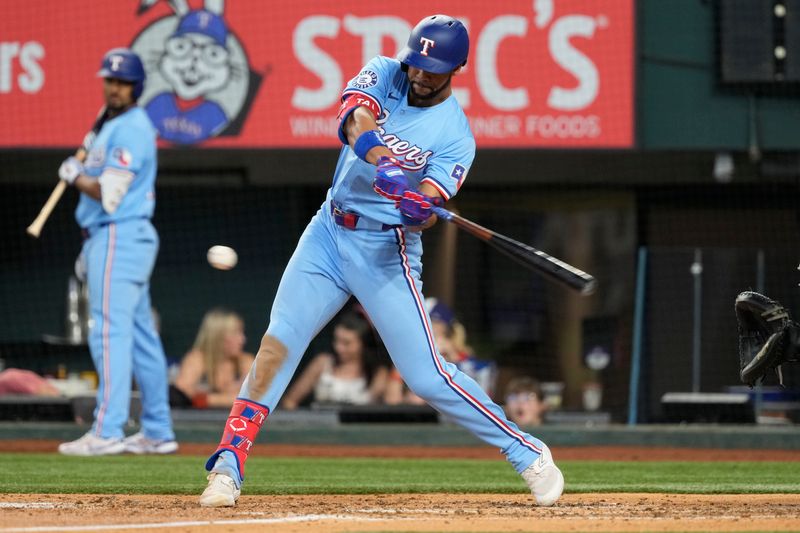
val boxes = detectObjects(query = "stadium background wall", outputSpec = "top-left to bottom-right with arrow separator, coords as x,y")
1,0 -> 799,422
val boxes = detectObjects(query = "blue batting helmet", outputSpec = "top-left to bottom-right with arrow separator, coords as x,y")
97,48 -> 146,99
397,15 -> 469,74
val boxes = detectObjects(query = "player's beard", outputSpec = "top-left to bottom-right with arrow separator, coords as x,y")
106,100 -> 126,113
105,99 -> 136,118
103,82 -> 136,116
410,76 -> 452,102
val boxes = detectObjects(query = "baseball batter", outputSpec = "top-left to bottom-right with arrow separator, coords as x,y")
200,15 -> 563,507
57,49 -> 177,456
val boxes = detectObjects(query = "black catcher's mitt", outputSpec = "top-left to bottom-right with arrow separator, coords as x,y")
735,291 -> 800,387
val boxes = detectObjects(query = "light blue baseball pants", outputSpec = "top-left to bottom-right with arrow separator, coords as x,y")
83,218 -> 174,441
213,205 -> 543,482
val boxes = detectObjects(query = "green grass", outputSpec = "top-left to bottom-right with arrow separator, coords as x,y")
2,454 -> 799,495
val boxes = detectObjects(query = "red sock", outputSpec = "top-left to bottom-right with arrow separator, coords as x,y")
204,398 -> 269,478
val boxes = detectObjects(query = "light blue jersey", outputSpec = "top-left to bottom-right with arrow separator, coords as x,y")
330,56 -> 475,224
76,107 -> 157,229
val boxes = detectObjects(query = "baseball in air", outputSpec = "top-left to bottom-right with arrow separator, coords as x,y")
207,245 -> 238,270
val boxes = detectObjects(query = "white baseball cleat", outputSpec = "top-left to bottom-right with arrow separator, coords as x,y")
58,432 -> 125,456
521,444 -> 564,506
199,473 -> 240,507
122,432 -> 179,455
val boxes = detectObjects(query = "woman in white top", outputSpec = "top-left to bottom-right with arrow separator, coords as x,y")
281,311 -> 388,409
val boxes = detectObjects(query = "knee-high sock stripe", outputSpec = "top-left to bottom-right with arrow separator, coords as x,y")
392,228 -> 541,454
95,224 -> 116,436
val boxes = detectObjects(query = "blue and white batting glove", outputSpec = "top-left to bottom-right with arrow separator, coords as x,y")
399,190 -> 442,226
373,156 -> 407,202
58,156 -> 84,185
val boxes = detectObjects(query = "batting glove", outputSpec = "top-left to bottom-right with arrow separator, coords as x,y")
399,190 -> 443,226
373,156 -> 407,202
58,156 -> 84,185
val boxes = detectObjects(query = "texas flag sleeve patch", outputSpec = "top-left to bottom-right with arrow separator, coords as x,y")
451,164 -> 467,190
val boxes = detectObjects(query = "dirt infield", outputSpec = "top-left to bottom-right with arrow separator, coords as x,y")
1,493 -> 799,532
2,444 -> 799,532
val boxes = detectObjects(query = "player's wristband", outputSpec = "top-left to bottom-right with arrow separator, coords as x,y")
353,130 -> 386,162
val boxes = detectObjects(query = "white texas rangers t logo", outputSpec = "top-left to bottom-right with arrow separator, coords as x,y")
419,37 -> 436,56
110,55 -> 125,71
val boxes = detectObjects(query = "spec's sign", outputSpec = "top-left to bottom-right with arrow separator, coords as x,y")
0,0 -> 633,148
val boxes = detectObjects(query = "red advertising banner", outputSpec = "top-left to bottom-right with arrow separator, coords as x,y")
0,1 -> 633,148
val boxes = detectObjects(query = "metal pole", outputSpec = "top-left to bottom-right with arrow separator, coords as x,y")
628,247 -> 648,426
691,248 -> 703,393
754,249 -> 765,422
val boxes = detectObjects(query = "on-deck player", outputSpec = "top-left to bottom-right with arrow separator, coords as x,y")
200,14 -> 563,507
57,48 -> 177,456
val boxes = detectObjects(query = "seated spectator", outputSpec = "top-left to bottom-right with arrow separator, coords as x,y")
282,311 -> 389,410
385,298 -> 497,405
0,369 -> 60,396
504,376 -> 546,427
171,309 -> 255,408
428,298 -> 497,396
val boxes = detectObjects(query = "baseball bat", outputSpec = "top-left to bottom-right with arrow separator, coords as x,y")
26,107 -> 109,238
432,206 -> 597,295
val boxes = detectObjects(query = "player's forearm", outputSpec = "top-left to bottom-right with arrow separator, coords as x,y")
345,107 -> 392,164
414,182 -> 441,230
73,175 -> 102,200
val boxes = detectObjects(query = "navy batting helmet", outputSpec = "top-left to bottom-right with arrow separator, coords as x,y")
397,15 -> 469,74
97,48 -> 146,99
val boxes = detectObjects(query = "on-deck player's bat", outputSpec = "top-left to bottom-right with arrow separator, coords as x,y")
26,107 -> 109,238
432,206 -> 597,295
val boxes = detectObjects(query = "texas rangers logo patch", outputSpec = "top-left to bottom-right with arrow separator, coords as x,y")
353,70 -> 378,89
112,147 -> 133,168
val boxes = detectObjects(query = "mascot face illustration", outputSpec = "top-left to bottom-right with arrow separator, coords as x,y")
160,12 -> 231,100
131,2 -> 262,145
